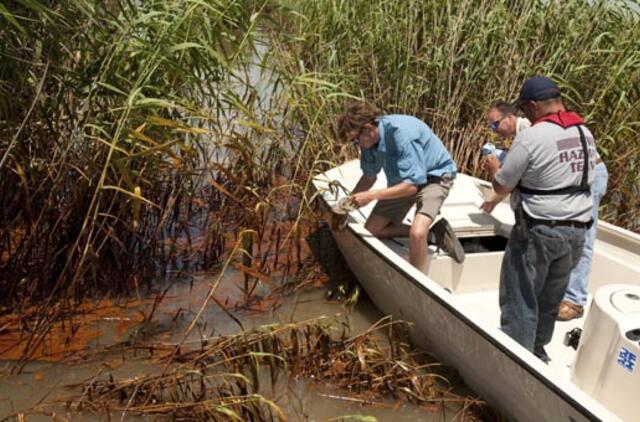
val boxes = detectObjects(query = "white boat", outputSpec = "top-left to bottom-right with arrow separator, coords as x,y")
313,159 -> 640,422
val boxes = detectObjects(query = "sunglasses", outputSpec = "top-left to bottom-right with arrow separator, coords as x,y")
488,115 -> 507,132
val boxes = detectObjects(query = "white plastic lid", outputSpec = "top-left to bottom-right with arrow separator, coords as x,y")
611,288 -> 640,313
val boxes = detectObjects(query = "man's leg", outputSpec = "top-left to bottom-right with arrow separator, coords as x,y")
364,195 -> 415,239
409,213 -> 433,270
535,225 -> 585,354
499,226 -> 549,353
412,178 -> 456,265
365,214 -> 410,238
562,163 -> 608,310
364,214 -> 409,239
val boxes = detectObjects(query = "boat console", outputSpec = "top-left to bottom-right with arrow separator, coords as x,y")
571,284 -> 640,421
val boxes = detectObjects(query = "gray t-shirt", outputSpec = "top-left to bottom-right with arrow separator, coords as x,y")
495,121 -> 596,222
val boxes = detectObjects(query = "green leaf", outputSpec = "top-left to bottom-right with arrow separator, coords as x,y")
0,4 -> 26,33
134,97 -> 176,109
168,42 -> 204,53
101,185 -> 158,208
96,81 -> 128,97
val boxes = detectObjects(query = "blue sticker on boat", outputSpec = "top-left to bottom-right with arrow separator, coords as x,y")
617,347 -> 637,373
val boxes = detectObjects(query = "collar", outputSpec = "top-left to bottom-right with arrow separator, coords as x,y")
533,111 -> 584,128
516,117 -> 531,135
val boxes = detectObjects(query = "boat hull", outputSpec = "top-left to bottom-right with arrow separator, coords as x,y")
331,223 -> 615,422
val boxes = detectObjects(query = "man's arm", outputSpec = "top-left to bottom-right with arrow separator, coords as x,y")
352,182 -> 417,208
480,189 -> 509,214
484,154 -> 512,197
491,179 -> 512,195
480,173 -> 513,214
480,142 -> 529,214
330,175 -> 377,231
352,175 -> 377,194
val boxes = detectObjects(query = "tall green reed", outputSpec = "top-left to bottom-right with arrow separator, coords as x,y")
271,0 -> 640,231
0,0 -> 266,308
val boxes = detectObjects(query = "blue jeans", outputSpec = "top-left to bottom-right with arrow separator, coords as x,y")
564,163 -> 608,306
500,222 -> 586,356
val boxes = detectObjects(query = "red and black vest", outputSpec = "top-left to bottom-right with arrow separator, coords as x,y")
518,111 -> 591,196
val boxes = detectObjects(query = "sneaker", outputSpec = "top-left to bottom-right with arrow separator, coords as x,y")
431,218 -> 465,263
557,301 -> 584,321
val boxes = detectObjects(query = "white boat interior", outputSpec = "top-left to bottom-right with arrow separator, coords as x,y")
315,159 -> 640,421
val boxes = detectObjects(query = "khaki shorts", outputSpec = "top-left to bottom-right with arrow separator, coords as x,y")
371,175 -> 453,223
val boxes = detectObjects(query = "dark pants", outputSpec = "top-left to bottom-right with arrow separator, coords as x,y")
499,221 -> 586,357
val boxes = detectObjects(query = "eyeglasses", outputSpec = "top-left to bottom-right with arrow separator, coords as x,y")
488,115 -> 507,132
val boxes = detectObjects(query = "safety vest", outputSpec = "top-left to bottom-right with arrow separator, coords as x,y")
518,112 -> 591,195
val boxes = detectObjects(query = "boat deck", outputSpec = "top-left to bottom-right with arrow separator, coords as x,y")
383,233 -> 591,379
374,172 -> 627,380
456,290 -> 591,378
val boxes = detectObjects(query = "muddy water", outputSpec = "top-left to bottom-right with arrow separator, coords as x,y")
0,263 -> 469,421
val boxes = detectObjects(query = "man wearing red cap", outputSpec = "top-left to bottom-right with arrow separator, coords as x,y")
481,76 -> 596,362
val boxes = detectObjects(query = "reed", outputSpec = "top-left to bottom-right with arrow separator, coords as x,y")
0,0 -> 351,368
0,0 -> 279,363
271,0 -> 640,231
61,317 -> 493,420
0,0 -> 263,291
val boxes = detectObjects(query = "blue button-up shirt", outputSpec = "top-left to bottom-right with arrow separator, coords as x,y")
360,115 -> 456,186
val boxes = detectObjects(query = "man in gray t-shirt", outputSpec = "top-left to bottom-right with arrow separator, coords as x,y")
481,76 -> 594,362
494,119 -> 595,222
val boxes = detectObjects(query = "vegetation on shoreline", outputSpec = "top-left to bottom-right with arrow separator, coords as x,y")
4,0 -> 637,319
0,0 -> 639,418
1,0 -> 265,311
24,318 -> 491,420
273,0 -> 640,228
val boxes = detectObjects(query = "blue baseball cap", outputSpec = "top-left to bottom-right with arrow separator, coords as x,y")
517,76 -> 561,103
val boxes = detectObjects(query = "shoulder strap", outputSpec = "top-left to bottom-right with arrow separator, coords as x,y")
576,125 -> 590,191
518,123 -> 590,196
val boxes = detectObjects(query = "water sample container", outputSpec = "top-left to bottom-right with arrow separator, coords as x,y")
482,142 -> 506,162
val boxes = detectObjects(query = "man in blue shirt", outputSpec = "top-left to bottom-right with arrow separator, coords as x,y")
337,102 -> 464,269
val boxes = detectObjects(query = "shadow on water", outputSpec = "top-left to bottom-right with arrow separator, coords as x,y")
306,222 -> 358,298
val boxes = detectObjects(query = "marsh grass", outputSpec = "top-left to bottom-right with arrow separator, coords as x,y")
0,0 -> 284,364
271,0 -> 640,230
0,0 -> 347,371
61,317 -> 492,420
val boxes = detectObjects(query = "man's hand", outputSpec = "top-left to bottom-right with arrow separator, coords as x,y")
483,155 -> 500,177
351,191 -> 376,208
480,199 -> 499,214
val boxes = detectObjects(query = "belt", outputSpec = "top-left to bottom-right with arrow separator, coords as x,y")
524,215 -> 592,229
426,173 -> 454,184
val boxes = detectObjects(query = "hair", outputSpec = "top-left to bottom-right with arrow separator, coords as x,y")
488,100 -> 517,116
337,101 -> 382,140
538,96 -> 564,106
